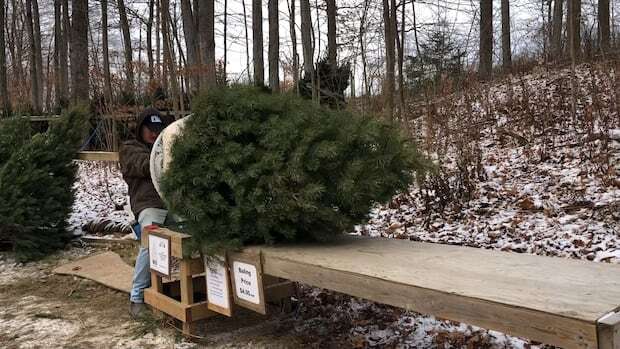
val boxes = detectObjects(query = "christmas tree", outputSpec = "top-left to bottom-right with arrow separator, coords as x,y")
161,87 -> 427,254
0,108 -> 88,261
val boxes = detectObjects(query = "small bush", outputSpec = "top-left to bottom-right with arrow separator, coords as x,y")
161,87 -> 427,254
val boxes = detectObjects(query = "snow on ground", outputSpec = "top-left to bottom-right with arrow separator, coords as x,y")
64,64 -> 619,348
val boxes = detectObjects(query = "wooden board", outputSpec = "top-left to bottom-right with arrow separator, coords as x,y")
243,236 -> 620,349
141,227 -> 193,258
77,151 -> 119,162
53,252 -> 133,293
598,311 -> 620,349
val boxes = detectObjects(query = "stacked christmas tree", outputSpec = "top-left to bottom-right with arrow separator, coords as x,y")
161,87 -> 426,254
0,108 -> 88,261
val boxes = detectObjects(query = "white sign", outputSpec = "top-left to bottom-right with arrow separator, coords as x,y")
232,261 -> 260,304
205,256 -> 231,312
148,234 -> 170,276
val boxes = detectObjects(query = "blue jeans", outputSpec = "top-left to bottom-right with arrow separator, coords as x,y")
130,208 -> 169,303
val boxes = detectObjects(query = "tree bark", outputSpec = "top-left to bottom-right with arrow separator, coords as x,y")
161,0 -> 180,109
70,0 -> 89,104
383,0 -> 395,117
242,0 -> 251,82
223,0 -> 228,82
288,0 -> 299,92
551,0 -> 563,57
268,0 -> 279,91
567,0 -> 581,61
360,0 -> 369,96
252,0 -> 264,86
599,0 -> 610,54
147,0 -> 154,82
327,0 -> 337,67
411,0 -> 420,56
300,0 -> 314,90
479,0 -> 493,79
397,0 -> 405,117
32,0 -> 43,110
197,0 -> 216,87
0,0 -> 10,116
101,0 -> 113,105
181,0 -> 198,92
54,0 -> 62,108
501,0 -> 512,71
117,0 -> 134,93
25,0 -> 41,112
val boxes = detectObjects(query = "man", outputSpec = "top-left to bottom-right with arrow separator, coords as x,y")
119,107 -> 170,317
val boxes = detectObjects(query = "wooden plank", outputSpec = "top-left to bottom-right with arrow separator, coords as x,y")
144,288 -> 187,321
77,151 -> 119,162
598,311 -> 620,349
187,301 -> 218,322
245,236 -> 620,349
189,257 -> 205,275
141,227 -> 193,258
179,260 -> 194,305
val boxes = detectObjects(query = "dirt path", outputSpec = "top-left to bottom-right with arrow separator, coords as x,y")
0,245 -> 306,349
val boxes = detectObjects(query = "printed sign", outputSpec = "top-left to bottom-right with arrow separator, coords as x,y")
205,255 -> 232,316
229,252 -> 265,314
148,233 -> 171,276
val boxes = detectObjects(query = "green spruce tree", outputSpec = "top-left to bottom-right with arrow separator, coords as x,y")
0,108 -> 88,261
161,87 -> 427,254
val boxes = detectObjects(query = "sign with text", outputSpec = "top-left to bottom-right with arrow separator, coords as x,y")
205,255 -> 232,316
148,233 -> 171,276
229,251 -> 266,314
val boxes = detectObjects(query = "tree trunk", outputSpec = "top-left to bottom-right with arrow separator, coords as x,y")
54,0 -> 62,108
0,0 -> 10,116
501,0 -> 512,71
567,0 -> 581,61
287,0 -> 299,92
268,0 -> 279,91
32,0 -> 43,111
223,0 -> 228,82
25,0 -> 41,112
70,0 -> 89,104
360,0 -> 369,96
117,0 -> 134,94
161,0 -> 180,109
242,0 -> 251,82
327,0 -> 337,67
411,0 -> 420,56
61,0 -> 70,101
383,0 -> 395,117
197,0 -> 215,87
479,0 -> 493,79
397,0 -> 405,118
300,0 -> 314,89
147,0 -> 154,82
156,0 -> 161,79
252,0 -> 264,86
181,0 -> 198,92
101,0 -> 112,105
551,0 -> 563,57
599,0 -> 610,54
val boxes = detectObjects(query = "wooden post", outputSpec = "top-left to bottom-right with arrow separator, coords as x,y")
179,259 -> 195,334
598,311 -> 620,349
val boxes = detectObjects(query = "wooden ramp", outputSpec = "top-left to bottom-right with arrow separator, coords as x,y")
244,236 -> 620,349
53,252 -> 133,293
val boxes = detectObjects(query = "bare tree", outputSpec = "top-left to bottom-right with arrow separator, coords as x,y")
161,0 -> 180,108
252,0 -> 264,86
567,0 -> 581,60
268,0 -> 279,91
242,0 -> 251,82
197,0 -> 216,87
383,0 -> 395,117
599,0 -> 610,54
479,0 -> 493,79
224,0 -> 228,81
117,0 -> 134,93
327,0 -> 337,67
101,0 -> 113,105
396,0 -> 405,117
300,0 -> 314,95
287,0 -> 299,91
501,0 -> 512,70
551,0 -> 563,57
71,0 -> 89,103
181,0 -> 198,91
25,0 -> 42,112
147,0 -> 154,82
0,0 -> 10,116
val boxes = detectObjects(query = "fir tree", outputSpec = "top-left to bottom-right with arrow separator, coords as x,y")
0,108 -> 88,261
161,87 -> 426,254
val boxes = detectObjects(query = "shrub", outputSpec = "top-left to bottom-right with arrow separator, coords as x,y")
161,87 -> 427,254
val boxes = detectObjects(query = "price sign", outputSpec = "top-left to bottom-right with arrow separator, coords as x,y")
148,233 -> 171,276
228,251 -> 265,314
205,255 -> 232,316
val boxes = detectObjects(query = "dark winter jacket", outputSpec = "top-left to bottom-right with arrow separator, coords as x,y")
119,109 -> 166,217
